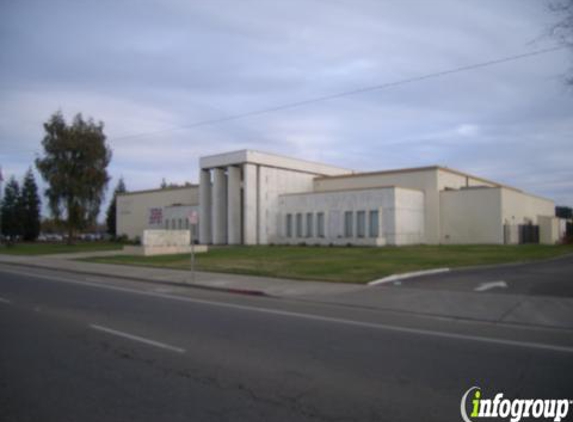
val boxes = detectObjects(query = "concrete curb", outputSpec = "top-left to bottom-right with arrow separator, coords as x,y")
0,260 -> 270,298
368,268 -> 450,286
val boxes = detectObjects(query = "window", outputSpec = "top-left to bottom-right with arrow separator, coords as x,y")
185,219 -> 189,230
296,213 -> 303,237
369,210 -> 379,238
165,219 -> 169,230
286,214 -> 293,238
171,219 -> 176,230
344,211 -> 353,237
317,212 -> 325,237
357,211 -> 366,237
306,213 -> 313,237
178,219 -> 182,230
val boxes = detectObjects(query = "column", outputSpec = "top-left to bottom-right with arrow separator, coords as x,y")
243,163 -> 258,245
212,168 -> 227,244
199,169 -> 212,244
227,166 -> 241,245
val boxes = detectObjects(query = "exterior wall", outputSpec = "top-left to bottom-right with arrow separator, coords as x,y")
277,187 -> 424,246
163,205 -> 199,240
440,188 -> 503,244
500,188 -> 554,226
199,150 -> 349,245
200,149 -> 352,177
258,166 -> 316,244
437,169 -> 497,191
538,216 -> 561,245
314,168 -> 439,244
440,187 -> 556,245
117,186 -> 198,239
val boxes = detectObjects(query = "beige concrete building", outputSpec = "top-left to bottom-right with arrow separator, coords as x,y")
116,149 -> 563,245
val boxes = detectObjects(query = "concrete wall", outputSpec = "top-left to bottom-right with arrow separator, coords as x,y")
440,187 -> 556,245
163,205 -> 200,240
440,188 -> 503,244
117,186 -> 198,239
314,168 -> 439,244
258,166 -> 317,244
277,187 -> 424,246
200,149 -> 352,177
500,188 -> 554,226
539,216 -> 561,245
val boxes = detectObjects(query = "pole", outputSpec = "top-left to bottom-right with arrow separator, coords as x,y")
190,224 -> 195,284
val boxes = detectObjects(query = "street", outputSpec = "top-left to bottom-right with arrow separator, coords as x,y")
1,265 -> 572,421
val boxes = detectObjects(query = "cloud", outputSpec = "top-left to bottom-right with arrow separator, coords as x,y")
1,0 -> 572,217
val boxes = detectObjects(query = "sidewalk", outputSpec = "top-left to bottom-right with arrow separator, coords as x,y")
1,252 -> 572,331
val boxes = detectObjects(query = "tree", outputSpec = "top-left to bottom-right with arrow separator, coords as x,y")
105,177 -> 126,237
556,205 -> 573,219
550,0 -> 573,84
20,168 -> 41,241
160,178 -> 168,189
36,111 -> 112,244
1,177 -> 23,240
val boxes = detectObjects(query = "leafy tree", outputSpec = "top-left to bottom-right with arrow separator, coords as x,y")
20,168 -> 42,241
1,177 -> 23,239
105,177 -> 126,237
35,111 -> 112,244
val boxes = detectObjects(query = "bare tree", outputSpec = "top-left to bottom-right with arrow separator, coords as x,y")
550,0 -> 573,84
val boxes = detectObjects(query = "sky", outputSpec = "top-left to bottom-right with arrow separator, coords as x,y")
1,0 -> 572,219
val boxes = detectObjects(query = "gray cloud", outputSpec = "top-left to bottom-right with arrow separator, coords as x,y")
1,0 -> 572,216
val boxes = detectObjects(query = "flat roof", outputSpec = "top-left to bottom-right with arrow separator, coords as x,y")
280,185 -> 423,197
314,165 -> 521,192
200,149 -> 353,176
117,184 -> 198,197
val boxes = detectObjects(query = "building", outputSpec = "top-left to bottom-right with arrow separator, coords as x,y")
116,149 -> 562,245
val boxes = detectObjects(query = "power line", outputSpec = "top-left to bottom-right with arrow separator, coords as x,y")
84,45 -> 572,142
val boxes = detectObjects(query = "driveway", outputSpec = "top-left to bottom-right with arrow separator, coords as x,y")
378,253 -> 573,298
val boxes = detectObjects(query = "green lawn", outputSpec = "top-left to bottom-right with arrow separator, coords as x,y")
0,241 -> 123,256
82,244 -> 573,283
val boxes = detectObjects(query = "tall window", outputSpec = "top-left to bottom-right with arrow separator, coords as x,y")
286,214 -> 293,238
306,213 -> 313,237
296,213 -> 303,237
344,211 -> 353,237
317,212 -> 325,237
178,219 -> 182,230
165,220 -> 169,230
171,219 -> 176,230
369,210 -> 379,238
357,211 -> 366,237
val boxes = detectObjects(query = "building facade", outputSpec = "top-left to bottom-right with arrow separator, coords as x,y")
116,149 -> 562,245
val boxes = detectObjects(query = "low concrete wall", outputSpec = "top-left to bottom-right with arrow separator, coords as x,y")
121,230 -> 209,256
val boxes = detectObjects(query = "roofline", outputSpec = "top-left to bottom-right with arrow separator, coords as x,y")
118,185 -> 198,197
279,185 -> 423,197
314,165 -> 440,180
436,166 -> 521,193
314,164 -> 524,193
200,149 -> 354,174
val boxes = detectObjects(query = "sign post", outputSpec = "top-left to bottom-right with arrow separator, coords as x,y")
188,211 -> 199,284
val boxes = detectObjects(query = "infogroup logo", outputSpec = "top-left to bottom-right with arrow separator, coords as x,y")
461,386 -> 572,422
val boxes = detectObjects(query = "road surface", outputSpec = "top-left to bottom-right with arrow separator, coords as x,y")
1,265 -> 572,421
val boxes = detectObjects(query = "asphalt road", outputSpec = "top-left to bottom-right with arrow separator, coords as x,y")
380,253 -> 573,297
1,265 -> 572,422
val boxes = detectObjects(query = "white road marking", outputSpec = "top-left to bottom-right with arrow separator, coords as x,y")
0,296 -> 11,304
369,268 -> 450,286
3,266 -> 573,354
475,281 -> 508,292
90,324 -> 185,354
